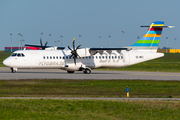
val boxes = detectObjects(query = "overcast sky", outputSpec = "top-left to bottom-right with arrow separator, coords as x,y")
0,0 -> 179,50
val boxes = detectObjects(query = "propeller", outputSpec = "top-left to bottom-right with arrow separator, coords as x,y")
40,38 -> 48,50
68,38 -> 82,65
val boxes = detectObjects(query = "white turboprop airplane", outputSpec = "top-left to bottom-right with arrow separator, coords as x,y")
3,21 -> 174,74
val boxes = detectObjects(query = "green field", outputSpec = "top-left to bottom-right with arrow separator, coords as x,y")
0,52 -> 11,67
0,99 -> 180,120
1,79 -> 180,98
1,52 -> 180,72
0,79 -> 180,119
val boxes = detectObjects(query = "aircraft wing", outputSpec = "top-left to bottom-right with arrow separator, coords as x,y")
57,47 -> 65,50
24,44 -> 42,47
25,44 -> 65,50
89,47 -> 130,55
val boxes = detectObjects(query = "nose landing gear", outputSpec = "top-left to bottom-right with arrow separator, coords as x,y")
11,68 -> 17,73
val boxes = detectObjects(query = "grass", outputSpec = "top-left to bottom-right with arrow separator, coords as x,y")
1,79 -> 180,98
0,99 -> 180,120
0,52 -> 11,67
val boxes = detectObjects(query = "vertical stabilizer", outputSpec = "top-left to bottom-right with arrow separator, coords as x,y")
130,21 -> 164,52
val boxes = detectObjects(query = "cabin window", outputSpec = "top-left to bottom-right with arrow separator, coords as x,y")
92,56 -> 94,59
59,56 -> 61,59
66,56 -> 68,59
53,56 -> 55,59
50,56 -> 52,59
102,56 -> 104,59
109,56 -> 111,59
99,56 -> 101,59
115,56 -> 117,59
136,56 -> 138,59
112,56 -> 114,59
63,56 -> 65,59
89,56 -> 91,59
121,56 -> 123,59
118,56 -> 120,59
56,56 -> 58,59
43,56 -> 45,59
106,56 -> 108,59
96,56 -> 98,59
47,56 -> 49,59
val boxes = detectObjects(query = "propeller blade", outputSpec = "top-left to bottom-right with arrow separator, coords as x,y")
74,57 -> 76,66
73,38 -> 75,50
44,41 -> 48,49
70,54 -> 73,59
76,53 -> 80,57
68,46 -> 72,51
76,44 -> 82,50
40,38 -> 43,47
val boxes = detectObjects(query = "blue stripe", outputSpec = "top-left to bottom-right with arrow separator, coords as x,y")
153,21 -> 164,24
146,31 -> 162,34
140,37 -> 161,40
130,43 -> 159,47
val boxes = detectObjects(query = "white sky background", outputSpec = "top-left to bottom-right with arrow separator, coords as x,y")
0,0 -> 179,50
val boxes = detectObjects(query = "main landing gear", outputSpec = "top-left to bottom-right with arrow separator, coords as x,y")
67,67 -> 91,74
11,68 -> 17,73
83,68 -> 91,74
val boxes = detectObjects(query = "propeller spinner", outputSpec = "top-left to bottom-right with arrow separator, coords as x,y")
68,38 -> 82,65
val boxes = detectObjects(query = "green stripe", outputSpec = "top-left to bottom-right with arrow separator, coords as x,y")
136,40 -> 159,44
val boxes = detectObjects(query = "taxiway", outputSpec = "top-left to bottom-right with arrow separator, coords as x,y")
0,67 -> 179,80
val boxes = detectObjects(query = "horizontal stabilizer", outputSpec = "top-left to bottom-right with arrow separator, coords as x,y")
141,26 -> 175,28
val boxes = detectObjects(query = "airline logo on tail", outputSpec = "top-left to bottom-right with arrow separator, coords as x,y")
130,21 -> 167,50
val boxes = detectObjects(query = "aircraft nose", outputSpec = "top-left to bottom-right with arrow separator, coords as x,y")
3,58 -> 10,67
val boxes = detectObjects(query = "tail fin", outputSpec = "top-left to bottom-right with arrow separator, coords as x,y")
130,21 -> 165,51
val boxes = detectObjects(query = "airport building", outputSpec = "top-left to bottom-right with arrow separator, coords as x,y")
157,49 -> 180,53
4,47 -> 40,52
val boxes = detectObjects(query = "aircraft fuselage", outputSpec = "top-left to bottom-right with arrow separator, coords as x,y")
3,49 -> 164,73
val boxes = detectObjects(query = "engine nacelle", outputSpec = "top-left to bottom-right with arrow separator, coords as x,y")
64,64 -> 81,71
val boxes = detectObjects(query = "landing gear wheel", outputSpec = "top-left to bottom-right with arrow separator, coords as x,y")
67,71 -> 74,74
83,68 -> 91,74
11,68 -> 17,73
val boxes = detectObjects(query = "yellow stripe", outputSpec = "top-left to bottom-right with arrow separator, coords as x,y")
143,34 -> 161,37
150,24 -> 164,27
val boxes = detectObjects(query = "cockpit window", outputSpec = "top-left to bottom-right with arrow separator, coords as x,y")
11,53 -> 25,57
21,53 -> 25,57
11,53 -> 17,56
17,53 -> 21,57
